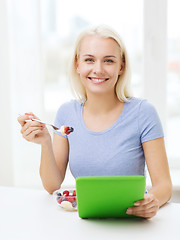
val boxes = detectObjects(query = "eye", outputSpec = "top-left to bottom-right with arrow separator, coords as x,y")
105,59 -> 114,63
85,58 -> 94,62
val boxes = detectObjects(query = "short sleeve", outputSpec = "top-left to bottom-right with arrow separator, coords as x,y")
138,100 -> 164,143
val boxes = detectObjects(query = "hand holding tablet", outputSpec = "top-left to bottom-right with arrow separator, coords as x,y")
76,176 -> 145,218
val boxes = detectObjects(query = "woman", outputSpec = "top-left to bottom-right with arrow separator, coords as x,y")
18,25 -> 172,219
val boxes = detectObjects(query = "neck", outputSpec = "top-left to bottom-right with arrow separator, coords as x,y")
84,92 -> 121,114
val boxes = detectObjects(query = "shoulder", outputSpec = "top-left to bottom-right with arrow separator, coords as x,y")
138,98 -> 158,117
57,99 -> 81,112
127,97 -> 156,112
56,99 -> 82,119
54,99 -> 82,133
133,98 -> 164,142
125,98 -> 160,124
134,98 -> 163,131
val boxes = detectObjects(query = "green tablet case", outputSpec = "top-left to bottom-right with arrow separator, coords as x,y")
76,176 -> 145,218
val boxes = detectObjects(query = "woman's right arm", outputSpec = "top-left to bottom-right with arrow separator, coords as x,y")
17,113 -> 69,194
40,134 -> 69,194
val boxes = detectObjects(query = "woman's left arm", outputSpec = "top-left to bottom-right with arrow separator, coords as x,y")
126,137 -> 172,219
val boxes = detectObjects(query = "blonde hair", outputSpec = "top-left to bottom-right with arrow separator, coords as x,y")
69,25 -> 133,103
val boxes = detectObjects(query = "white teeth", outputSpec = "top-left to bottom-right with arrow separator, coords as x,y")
91,78 -> 105,83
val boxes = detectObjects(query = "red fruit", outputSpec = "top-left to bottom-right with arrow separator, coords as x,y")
63,190 -> 69,196
67,196 -> 74,203
72,190 -> 76,196
58,196 -> 63,204
64,127 -> 69,134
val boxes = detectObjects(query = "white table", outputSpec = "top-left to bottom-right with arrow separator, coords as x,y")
0,186 -> 179,240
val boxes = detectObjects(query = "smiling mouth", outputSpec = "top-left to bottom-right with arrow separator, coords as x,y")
88,77 -> 109,83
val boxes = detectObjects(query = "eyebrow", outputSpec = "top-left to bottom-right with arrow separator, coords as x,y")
104,55 -> 117,58
82,54 -> 117,58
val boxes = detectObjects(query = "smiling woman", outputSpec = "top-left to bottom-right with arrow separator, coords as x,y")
17,24 -> 172,219
2,0 -> 178,212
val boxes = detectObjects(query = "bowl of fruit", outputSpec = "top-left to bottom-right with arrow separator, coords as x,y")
53,189 -> 77,211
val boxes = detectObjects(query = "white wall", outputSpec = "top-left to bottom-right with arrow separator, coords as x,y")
0,0 -> 44,188
143,0 -> 167,131
0,0 -> 13,185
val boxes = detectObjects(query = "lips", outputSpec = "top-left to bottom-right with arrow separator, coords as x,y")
88,77 -> 109,83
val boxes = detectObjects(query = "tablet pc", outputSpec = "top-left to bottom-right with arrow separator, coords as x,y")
76,176 -> 145,218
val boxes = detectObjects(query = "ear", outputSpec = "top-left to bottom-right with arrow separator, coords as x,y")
75,59 -> 80,74
119,62 -> 125,75
76,66 -> 80,74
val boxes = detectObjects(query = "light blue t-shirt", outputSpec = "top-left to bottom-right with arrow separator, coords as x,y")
54,98 -> 164,179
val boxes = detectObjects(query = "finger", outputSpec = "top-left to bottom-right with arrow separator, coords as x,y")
133,211 -> 157,219
134,199 -> 159,211
22,126 -> 43,138
131,206 -> 159,219
17,114 -> 32,127
24,113 -> 45,127
25,129 -> 43,142
134,193 -> 154,206
127,204 -> 159,217
137,205 -> 159,214
25,112 -> 39,119
22,124 -> 45,137
18,112 -> 39,126
21,120 -> 44,134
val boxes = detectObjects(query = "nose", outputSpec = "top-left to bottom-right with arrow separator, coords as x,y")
93,61 -> 104,75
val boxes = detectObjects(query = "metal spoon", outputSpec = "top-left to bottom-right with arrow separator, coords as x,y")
29,118 -> 74,134
30,118 -> 60,131
19,114 -> 74,134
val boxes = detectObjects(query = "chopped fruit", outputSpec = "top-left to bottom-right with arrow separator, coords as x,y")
61,201 -> 74,210
62,197 -> 67,201
56,189 -> 77,211
59,126 -> 74,135
65,126 -> 74,135
63,190 -> 69,196
67,196 -> 74,203
64,126 -> 69,133
58,196 -> 63,204
72,201 -> 77,208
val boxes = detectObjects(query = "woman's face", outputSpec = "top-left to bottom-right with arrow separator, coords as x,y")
76,36 -> 124,97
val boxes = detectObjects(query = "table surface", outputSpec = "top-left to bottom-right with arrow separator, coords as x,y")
0,186 -> 180,240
